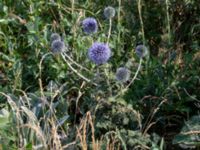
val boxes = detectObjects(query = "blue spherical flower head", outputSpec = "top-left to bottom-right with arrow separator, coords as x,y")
82,17 -> 98,34
88,42 -> 111,65
135,45 -> 148,58
116,67 -> 130,82
51,40 -> 65,54
104,6 -> 115,19
50,33 -> 61,43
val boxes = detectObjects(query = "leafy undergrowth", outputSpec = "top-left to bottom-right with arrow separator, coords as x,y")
0,0 -> 200,150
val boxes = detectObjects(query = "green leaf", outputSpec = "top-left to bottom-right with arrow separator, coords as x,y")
173,115 -> 200,148
0,108 -> 9,128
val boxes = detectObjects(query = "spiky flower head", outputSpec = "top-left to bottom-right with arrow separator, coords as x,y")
50,33 -> 61,43
88,42 -> 111,65
115,67 -> 130,82
135,44 -> 148,58
104,6 -> 115,19
51,40 -> 65,54
82,17 -> 98,34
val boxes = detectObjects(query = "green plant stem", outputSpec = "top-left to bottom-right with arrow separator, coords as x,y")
61,53 -> 96,85
39,52 -> 52,99
166,0 -> 171,45
104,64 -> 112,96
126,58 -> 143,90
71,0 -> 74,15
107,19 -> 112,44
138,0 -> 145,44
117,0 -> 121,45
63,52 -> 90,72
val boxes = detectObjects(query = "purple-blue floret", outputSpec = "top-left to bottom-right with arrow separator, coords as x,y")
135,44 -> 148,58
51,40 -> 65,54
115,67 -> 130,82
50,33 -> 61,43
88,42 -> 111,65
82,17 -> 98,34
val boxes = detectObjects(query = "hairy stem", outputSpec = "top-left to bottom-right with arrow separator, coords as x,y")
107,19 -> 112,44
166,0 -> 171,45
63,52 -> 90,72
61,53 -> 96,85
138,0 -> 145,44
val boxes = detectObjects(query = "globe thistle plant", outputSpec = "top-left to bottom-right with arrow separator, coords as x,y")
104,6 -> 115,19
135,44 -> 148,58
50,33 -> 61,43
88,42 -> 111,65
115,67 -> 130,82
82,17 -> 98,34
51,40 -> 65,54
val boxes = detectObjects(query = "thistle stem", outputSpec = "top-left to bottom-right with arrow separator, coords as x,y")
39,52 -> 52,99
71,0 -> 74,15
118,0 -> 121,30
62,52 -> 90,72
125,59 -> 143,90
61,53 -> 96,85
138,0 -> 145,44
107,19 -> 112,44
165,0 -> 171,45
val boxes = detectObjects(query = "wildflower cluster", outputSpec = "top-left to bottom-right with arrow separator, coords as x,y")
49,5 -> 148,84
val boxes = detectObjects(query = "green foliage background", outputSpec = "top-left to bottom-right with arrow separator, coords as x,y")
0,0 -> 200,149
